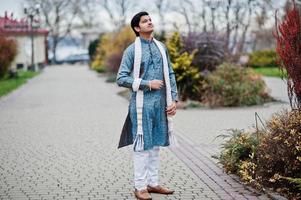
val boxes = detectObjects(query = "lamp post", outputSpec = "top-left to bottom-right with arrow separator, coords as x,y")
24,4 -> 40,71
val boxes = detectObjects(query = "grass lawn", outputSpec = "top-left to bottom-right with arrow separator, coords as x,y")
0,70 -> 40,97
253,67 -> 287,78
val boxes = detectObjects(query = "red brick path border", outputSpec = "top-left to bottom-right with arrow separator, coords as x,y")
169,134 -> 271,200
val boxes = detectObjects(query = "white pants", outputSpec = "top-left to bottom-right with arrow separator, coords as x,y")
133,146 -> 160,190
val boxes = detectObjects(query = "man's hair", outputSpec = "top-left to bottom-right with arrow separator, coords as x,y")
130,11 -> 149,36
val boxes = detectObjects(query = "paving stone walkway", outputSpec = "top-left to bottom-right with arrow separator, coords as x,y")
0,65 -> 286,200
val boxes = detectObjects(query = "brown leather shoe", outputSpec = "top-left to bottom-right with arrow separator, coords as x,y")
134,189 -> 152,200
147,185 -> 175,195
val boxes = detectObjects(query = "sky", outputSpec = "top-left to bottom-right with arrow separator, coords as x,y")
0,0 -> 156,19
0,0 -> 290,36
1,0 -> 288,25
0,0 -> 289,25
0,0 -> 24,18
0,0 -> 290,59
0,0 -> 173,33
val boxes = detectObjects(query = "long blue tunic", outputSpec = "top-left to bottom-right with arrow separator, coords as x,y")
116,37 -> 178,151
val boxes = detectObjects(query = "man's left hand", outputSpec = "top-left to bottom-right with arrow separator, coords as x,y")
166,101 -> 177,116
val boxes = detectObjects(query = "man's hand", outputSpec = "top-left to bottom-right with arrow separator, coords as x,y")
149,80 -> 164,90
166,101 -> 177,116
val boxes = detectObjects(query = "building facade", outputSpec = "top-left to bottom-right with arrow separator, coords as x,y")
0,12 -> 48,71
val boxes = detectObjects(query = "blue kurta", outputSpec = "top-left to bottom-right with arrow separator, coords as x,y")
116,37 -> 178,150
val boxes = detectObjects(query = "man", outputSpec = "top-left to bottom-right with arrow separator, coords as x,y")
116,11 -> 178,200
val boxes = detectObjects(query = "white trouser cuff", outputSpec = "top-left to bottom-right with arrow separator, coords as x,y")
133,146 -> 160,190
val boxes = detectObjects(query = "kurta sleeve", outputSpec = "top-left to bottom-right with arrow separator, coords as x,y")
164,46 -> 179,102
116,45 -> 149,91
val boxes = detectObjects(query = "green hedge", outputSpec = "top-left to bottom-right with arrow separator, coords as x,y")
248,50 -> 278,68
202,63 -> 271,107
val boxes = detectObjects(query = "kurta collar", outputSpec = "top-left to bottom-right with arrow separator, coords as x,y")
139,36 -> 153,44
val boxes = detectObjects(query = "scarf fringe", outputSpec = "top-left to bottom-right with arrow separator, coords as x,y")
168,130 -> 179,147
133,133 -> 144,152
167,117 -> 179,147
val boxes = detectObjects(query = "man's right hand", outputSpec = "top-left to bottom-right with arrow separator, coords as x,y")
149,80 -> 164,90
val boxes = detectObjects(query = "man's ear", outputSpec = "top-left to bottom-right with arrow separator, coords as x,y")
134,26 -> 140,33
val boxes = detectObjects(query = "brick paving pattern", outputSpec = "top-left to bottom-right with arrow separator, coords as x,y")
0,65 -> 280,199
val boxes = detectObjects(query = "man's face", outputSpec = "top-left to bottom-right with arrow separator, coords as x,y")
135,15 -> 154,35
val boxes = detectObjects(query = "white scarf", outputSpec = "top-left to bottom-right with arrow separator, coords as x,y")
132,37 -> 179,151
